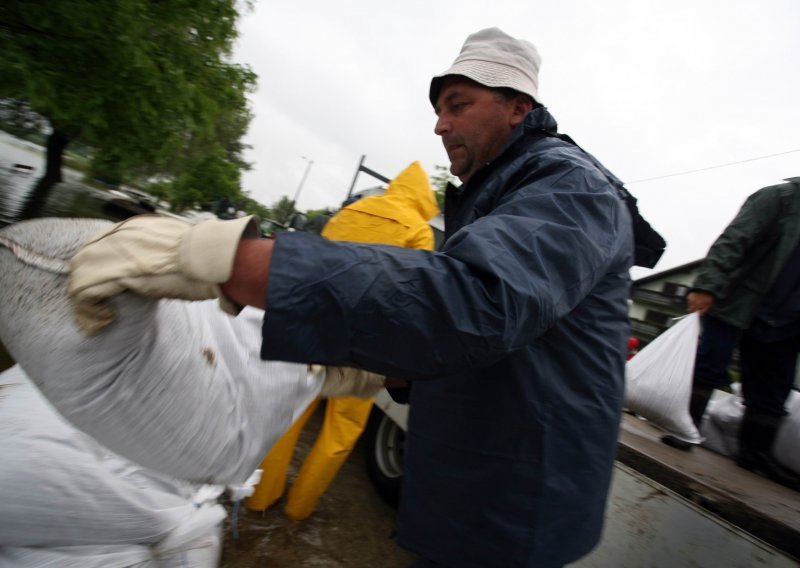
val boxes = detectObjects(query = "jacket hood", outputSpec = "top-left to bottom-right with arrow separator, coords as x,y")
513,106 -> 558,148
347,161 -> 440,223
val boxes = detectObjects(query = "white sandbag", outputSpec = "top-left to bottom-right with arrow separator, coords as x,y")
0,218 -> 322,484
701,388 -> 800,476
154,503 -> 225,568
624,313 -> 702,444
772,390 -> 800,475
0,544 -> 154,568
0,365 -> 194,547
0,364 -> 227,564
1,537 -> 224,568
97,456 -> 226,568
700,389 -> 743,457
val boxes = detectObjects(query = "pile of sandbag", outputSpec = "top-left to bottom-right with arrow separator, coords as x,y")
0,364 -> 225,568
701,387 -> 800,475
0,217 -> 323,485
624,312 -> 800,474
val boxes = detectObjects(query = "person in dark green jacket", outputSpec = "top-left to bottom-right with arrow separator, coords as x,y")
662,178 -> 800,491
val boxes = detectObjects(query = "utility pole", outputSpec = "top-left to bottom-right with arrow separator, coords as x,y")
292,156 -> 314,209
346,155 -> 366,202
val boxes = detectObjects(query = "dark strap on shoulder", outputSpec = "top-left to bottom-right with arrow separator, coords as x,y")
540,131 -> 667,268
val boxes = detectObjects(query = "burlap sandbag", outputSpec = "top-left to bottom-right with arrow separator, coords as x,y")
0,218 -> 322,484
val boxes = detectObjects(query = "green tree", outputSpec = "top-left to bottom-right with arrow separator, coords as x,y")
235,193 -> 272,220
146,59 -> 255,210
270,196 -> 297,226
430,164 -> 457,211
171,146 -> 241,212
1,0 -> 255,217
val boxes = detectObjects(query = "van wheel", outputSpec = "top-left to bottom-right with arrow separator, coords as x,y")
364,407 -> 405,508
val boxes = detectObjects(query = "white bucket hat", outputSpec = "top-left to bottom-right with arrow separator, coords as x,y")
429,27 -> 542,107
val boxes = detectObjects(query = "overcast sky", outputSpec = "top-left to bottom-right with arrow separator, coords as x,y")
232,0 -> 799,278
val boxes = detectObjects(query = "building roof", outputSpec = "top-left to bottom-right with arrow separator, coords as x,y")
633,259 -> 703,286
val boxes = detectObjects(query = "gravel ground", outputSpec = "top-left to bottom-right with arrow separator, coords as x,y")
219,403 -> 416,568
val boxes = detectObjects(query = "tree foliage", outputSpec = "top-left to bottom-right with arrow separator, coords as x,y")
430,164 -> 457,211
170,146 -> 242,212
0,0 -> 256,215
270,196 -> 298,226
235,193 -> 272,220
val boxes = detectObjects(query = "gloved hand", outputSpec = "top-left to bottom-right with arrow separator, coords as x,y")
69,214 -> 260,334
317,366 -> 386,399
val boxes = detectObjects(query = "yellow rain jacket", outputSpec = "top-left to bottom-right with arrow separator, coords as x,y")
246,161 -> 439,519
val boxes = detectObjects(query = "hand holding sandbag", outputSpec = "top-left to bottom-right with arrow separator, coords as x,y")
319,366 -> 386,399
68,214 -> 259,333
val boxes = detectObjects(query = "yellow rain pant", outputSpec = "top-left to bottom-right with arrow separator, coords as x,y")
245,398 -> 320,512
245,395 -> 375,520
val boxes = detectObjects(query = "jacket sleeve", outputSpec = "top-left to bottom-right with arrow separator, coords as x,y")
261,165 -> 630,379
693,187 -> 781,298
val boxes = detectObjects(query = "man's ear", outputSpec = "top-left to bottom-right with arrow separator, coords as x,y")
509,95 -> 534,127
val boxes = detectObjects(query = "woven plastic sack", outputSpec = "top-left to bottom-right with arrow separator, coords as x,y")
772,390 -> 800,475
0,364 -> 225,558
1,535 -> 223,568
700,389 -> 743,457
0,218 -> 322,485
624,313 -> 702,444
701,386 -> 800,475
0,545 -> 154,568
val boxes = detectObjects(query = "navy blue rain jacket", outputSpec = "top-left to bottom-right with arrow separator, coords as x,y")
261,107 -> 633,567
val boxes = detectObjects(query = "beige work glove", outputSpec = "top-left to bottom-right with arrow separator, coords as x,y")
69,214 -> 260,334
316,365 -> 387,399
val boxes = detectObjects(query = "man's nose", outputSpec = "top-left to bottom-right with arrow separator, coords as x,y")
434,114 -> 450,136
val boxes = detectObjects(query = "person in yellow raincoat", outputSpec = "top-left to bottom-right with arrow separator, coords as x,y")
246,160 -> 440,520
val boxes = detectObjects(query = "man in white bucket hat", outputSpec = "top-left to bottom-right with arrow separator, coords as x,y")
429,27 -> 542,106
70,28 -> 634,567
427,28 -> 543,187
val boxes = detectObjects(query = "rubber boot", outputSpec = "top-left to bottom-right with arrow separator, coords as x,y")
661,384 -> 714,451
736,408 -> 800,491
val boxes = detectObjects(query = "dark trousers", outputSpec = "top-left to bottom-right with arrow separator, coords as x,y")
739,331 -> 800,416
409,559 -> 562,568
694,315 -> 739,390
409,559 -> 441,567
695,315 -> 799,417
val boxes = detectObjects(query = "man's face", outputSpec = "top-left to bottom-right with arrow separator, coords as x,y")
434,77 -> 529,183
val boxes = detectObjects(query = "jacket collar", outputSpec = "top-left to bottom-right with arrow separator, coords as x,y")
504,106 -> 559,153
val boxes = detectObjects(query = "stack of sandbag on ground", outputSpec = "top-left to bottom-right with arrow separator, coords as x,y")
0,545 -> 156,568
0,364 -> 225,568
624,313 -> 703,445
698,388 -> 742,457
775,392 -> 800,473
0,218 -> 323,485
701,387 -> 800,475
